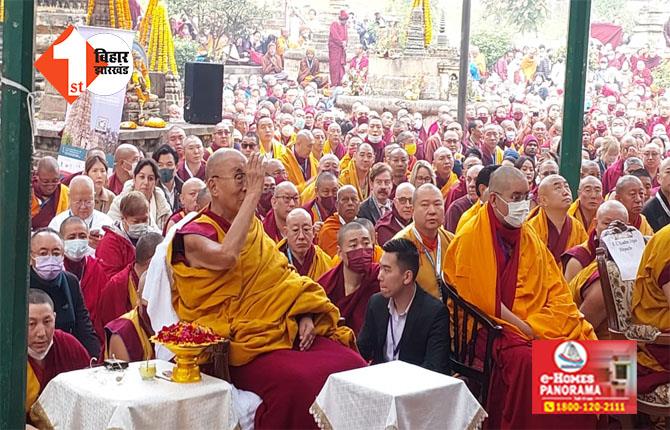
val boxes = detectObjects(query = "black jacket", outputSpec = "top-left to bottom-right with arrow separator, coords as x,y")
357,196 -> 385,225
160,176 -> 184,212
642,191 -> 670,233
30,269 -> 101,358
357,285 -> 449,374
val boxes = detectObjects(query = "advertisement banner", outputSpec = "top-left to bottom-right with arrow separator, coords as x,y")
532,340 -> 637,415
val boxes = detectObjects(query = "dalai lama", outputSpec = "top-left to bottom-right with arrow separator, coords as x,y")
164,150 -> 365,429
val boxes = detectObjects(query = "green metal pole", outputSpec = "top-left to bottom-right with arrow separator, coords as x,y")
560,0 -> 591,195
0,0 -> 34,427
457,0 -> 471,126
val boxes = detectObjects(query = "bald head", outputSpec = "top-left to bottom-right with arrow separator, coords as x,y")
537,174 -> 573,211
315,171 -> 338,190
337,185 -> 360,222
114,143 -> 140,161
206,148 -> 245,179
580,160 -> 600,178
579,175 -> 602,191
286,207 -> 312,226
463,156 -> 483,174
537,160 -> 559,181
412,184 -> 444,234
274,181 -> 299,197
180,178 -> 207,213
37,156 -> 59,174
615,175 -> 645,218
615,175 -> 643,195
488,166 -> 528,195
68,175 -> 95,219
595,200 -> 628,236
69,175 -> 94,193
295,130 -> 315,158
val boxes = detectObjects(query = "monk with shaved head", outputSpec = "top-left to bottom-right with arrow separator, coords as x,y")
564,200 -> 629,283
150,149 -> 364,428
615,175 -> 654,235
108,144 -> 141,194
164,177 -> 207,233
339,142 -> 375,200
446,164 -> 484,233
394,183 -> 453,299
432,147 -> 458,198
527,174 -> 588,266
303,171 -> 339,223
317,185 -> 361,257
279,130 -> 316,191
318,220 -> 380,334
444,166 -> 596,429
32,156 -> 70,229
568,175 -> 603,233
300,153 -> 340,203
277,208 -> 332,281
263,181 -> 300,242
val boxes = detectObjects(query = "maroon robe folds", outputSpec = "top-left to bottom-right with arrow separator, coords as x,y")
106,173 -> 125,195
602,158 -> 624,195
445,195 -> 475,233
95,226 -> 136,278
375,206 -> 410,246
278,241 -> 317,277
97,263 -> 138,330
561,230 -> 598,269
328,21 -> 348,86
176,161 -> 206,182
546,216 -> 574,264
64,256 -> 109,347
444,177 -> 467,209
31,180 -> 65,230
318,262 -> 380,334
364,136 -> 386,163
104,306 -> 155,362
303,199 -> 334,223
262,209 -> 283,242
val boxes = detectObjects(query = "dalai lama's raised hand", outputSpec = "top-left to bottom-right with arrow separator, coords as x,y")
298,314 -> 316,351
245,152 -> 266,200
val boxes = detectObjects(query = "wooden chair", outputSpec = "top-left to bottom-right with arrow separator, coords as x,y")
596,246 -> 670,423
440,282 -> 503,409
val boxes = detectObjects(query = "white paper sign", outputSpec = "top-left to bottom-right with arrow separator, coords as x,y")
601,230 -> 646,281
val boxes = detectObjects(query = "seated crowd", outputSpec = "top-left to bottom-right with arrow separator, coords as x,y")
25,94 -> 670,428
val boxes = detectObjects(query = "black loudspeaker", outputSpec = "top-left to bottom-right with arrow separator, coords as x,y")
184,62 -> 224,124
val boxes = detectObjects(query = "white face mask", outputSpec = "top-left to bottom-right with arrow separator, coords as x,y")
64,239 -> 90,261
505,131 -> 516,141
495,195 -> 530,228
367,135 -> 382,144
28,338 -> 54,361
127,223 -> 150,239
612,126 -> 625,137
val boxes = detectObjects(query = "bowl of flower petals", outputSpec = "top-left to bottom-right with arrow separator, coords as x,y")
150,321 -> 223,383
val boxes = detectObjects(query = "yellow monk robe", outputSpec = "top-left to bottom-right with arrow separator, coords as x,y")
317,213 -> 345,257
394,223 -> 454,299
276,238 -> 333,281
169,213 -> 355,366
330,244 -> 384,265
278,149 -> 318,193
300,180 -> 317,205
104,307 -> 154,361
444,203 -> 596,341
568,261 -> 599,305
631,224 -> 670,393
633,214 -> 655,236
259,139 -> 287,159
455,200 -> 483,234
438,172 -> 459,199
339,154 -> 352,172
567,198 -> 596,233
339,159 -> 369,201
323,140 -> 346,158
527,207 -> 588,267
31,183 -> 69,229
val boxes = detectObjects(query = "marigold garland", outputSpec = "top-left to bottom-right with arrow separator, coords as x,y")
86,0 -> 95,24
146,1 -> 178,75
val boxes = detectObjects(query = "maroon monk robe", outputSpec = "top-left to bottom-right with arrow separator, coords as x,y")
364,136 -> 386,163
318,262 -> 380,335
164,210 -> 185,235
106,173 -> 125,195
327,20 -> 348,87
561,229 -> 598,269
64,256 -> 109,347
445,195 -> 475,233
262,209 -> 283,242
602,158 -> 625,195
482,204 -> 596,429
375,206 -> 410,246
97,263 -> 139,331
230,337 -> 366,430
176,161 -> 206,182
95,226 -> 136,278
62,171 -> 83,186
546,216 -> 574,265
303,199 -> 334,223
278,241 -> 317,277
31,179 -> 64,230
104,305 -> 155,362
29,330 -> 90,397
444,177 -> 467,209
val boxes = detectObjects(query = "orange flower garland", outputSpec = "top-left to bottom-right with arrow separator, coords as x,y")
147,1 -> 178,75
109,0 -> 115,28
86,0 -> 95,24
139,0 -> 158,46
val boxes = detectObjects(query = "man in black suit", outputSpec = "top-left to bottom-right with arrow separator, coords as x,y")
642,158 -> 670,232
357,162 -> 393,224
357,238 -> 449,373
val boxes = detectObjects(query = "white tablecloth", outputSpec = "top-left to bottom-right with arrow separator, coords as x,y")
33,360 -> 239,430
310,361 -> 487,430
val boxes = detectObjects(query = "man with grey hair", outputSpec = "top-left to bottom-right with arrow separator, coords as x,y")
376,182 -> 415,245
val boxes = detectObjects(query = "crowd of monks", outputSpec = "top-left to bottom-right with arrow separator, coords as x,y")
25,99 -> 670,429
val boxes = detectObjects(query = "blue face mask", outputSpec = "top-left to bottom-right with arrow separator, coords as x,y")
159,168 -> 175,183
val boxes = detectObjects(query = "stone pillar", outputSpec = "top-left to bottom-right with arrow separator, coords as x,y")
404,6 -> 427,57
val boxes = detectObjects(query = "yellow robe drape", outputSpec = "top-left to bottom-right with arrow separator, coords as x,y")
339,160 -> 369,201
567,199 -> 596,234
527,208 -> 588,268
25,363 -> 40,412
323,140 -> 343,158
439,172 -> 459,199
567,260 -> 599,306
444,203 -> 596,341
394,223 -> 454,299
259,140 -> 287,159
455,200 -> 483,234
339,154 -> 352,172
637,214 -> 655,236
276,239 -> 334,281
169,214 -> 355,366
104,307 -> 154,360
300,181 -> 316,205
278,150 -> 318,193
31,184 -> 70,218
